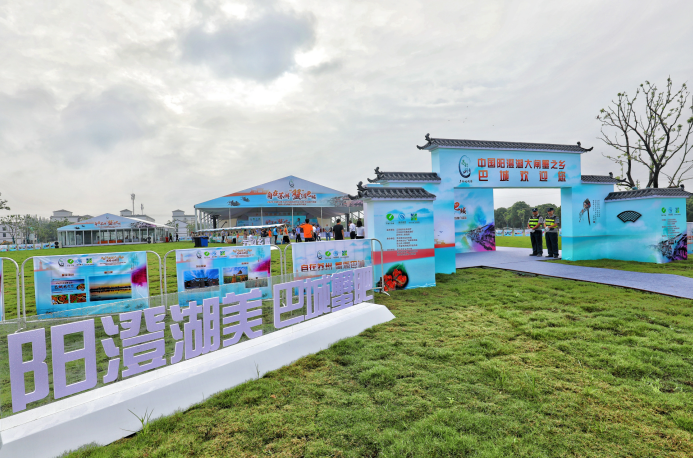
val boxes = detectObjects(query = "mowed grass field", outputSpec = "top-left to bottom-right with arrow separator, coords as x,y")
65,268 -> 693,458
494,235 -> 562,250
495,236 -> 693,278
0,241 -> 291,318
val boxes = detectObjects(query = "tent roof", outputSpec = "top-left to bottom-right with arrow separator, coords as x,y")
195,175 -> 361,215
58,213 -> 174,231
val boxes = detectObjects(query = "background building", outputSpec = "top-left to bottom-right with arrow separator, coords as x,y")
172,209 -> 195,239
119,209 -> 155,222
50,209 -> 93,223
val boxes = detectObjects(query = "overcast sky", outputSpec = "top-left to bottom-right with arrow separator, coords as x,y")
1,0 -> 691,222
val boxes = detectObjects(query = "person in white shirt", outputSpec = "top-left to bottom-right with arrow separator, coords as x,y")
349,221 -> 357,239
355,219 -> 365,239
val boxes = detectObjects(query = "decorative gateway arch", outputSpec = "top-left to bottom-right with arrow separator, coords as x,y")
358,135 -> 690,275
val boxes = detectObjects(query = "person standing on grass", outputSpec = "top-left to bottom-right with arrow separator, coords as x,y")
527,208 -> 544,257
300,219 -> 313,242
282,226 -> 291,244
295,225 -> 302,242
348,220 -> 356,239
355,219 -> 365,239
333,218 -> 345,241
544,208 -> 560,259
325,225 -> 332,241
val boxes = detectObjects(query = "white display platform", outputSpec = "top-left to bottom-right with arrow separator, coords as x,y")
0,302 -> 395,458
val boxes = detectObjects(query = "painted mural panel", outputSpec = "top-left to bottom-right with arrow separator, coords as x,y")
453,188 -> 495,253
603,198 -> 687,263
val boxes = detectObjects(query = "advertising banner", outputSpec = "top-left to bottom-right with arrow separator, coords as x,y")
9,244 -> 16,251
514,229 -> 524,236
0,245 -> 7,252
454,188 -> 495,253
439,150 -> 581,189
42,243 -> 51,249
495,229 -> 503,236
175,246 -> 272,299
368,200 -> 436,290
18,244 -> 26,251
503,228 -> 512,236
33,244 -> 41,250
33,252 -> 149,315
0,258 -> 3,321
688,222 -> 693,255
291,239 -> 372,279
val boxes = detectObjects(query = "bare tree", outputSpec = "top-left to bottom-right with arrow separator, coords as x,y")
597,77 -> 693,189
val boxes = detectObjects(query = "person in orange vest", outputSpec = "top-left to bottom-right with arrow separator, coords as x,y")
300,218 -> 314,242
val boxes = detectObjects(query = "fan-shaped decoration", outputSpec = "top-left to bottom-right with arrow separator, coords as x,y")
617,210 -> 642,223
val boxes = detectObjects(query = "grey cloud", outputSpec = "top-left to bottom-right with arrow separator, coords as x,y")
180,8 -> 316,81
57,86 -> 164,155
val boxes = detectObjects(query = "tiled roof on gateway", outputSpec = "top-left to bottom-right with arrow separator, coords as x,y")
351,187 -> 436,200
367,168 -> 441,183
416,133 -> 592,153
604,188 -> 692,201
581,175 -> 618,183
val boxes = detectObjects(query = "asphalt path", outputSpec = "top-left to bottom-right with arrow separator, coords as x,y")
456,247 -> 693,300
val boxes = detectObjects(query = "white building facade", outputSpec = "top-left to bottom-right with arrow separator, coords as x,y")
172,209 -> 195,240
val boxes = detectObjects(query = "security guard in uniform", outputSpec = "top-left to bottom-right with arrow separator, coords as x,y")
544,207 -> 560,258
527,208 -> 544,256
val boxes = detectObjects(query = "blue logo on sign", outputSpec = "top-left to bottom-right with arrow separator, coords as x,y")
459,155 -> 471,178
669,207 -> 673,213
398,213 -> 406,220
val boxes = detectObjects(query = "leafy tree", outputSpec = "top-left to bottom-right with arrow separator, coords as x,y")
494,207 -> 508,228
597,77 -> 693,189
0,192 -> 9,211
506,201 -> 532,228
536,203 -> 561,220
36,218 -> 70,242
687,198 -> 693,223
0,215 -> 23,243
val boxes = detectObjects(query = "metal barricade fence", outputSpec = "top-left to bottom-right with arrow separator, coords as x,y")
0,257 -> 21,330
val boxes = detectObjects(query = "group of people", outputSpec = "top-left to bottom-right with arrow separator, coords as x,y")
190,218 -> 366,246
291,218 -> 365,243
527,207 -> 560,258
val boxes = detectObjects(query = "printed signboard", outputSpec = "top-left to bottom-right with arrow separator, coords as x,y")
367,200 -> 436,290
33,252 -> 149,315
291,239 -> 372,279
437,150 -> 581,189
0,245 -> 7,252
175,246 -> 272,299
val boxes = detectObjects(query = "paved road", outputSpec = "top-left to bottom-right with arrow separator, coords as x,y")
456,247 -> 693,300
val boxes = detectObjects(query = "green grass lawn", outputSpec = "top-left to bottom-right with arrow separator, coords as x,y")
0,241 -> 292,318
495,235 -> 562,250
64,268 -> 693,458
553,258 -> 693,279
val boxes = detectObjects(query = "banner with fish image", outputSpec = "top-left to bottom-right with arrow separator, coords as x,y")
33,252 -> 149,315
